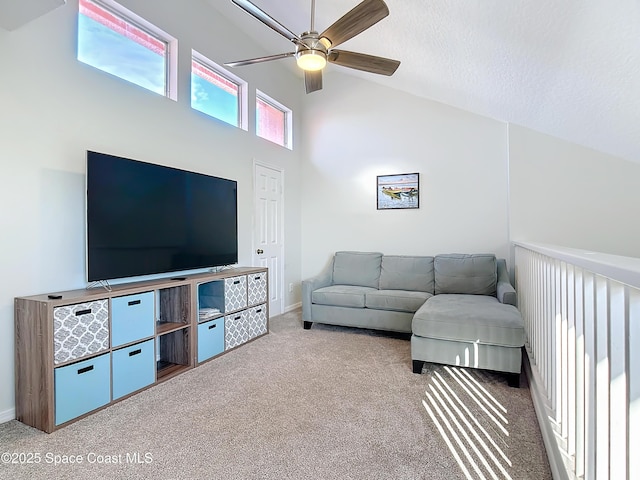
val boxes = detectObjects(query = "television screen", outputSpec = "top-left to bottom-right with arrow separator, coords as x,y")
86,151 -> 238,282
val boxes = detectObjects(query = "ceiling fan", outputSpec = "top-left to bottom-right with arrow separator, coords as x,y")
225,0 -> 401,94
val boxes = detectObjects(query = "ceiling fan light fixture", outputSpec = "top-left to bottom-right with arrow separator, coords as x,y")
296,49 -> 327,71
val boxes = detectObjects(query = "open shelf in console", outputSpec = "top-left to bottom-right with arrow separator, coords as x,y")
156,284 -> 191,380
197,280 -> 225,322
156,327 -> 190,381
157,284 -> 191,333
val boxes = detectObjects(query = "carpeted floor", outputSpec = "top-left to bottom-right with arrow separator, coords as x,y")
0,310 -> 551,480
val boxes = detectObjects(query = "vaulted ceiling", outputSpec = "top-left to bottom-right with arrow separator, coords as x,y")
211,0 -> 640,163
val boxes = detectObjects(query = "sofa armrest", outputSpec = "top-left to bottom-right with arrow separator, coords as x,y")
302,258 -> 334,321
496,258 -> 517,306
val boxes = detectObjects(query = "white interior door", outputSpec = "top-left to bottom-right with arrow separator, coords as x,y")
253,162 -> 284,317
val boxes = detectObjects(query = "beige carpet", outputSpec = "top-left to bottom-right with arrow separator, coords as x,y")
0,310 -> 550,480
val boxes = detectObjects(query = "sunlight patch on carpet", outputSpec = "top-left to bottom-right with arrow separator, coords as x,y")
421,366 -> 514,480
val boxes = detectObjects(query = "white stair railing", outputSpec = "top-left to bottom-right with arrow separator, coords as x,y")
514,242 -> 640,480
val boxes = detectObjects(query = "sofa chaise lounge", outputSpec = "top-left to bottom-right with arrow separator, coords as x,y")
302,251 -> 525,386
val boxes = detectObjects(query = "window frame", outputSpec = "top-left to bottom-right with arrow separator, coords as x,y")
191,50 -> 248,130
255,90 -> 293,150
78,0 -> 178,100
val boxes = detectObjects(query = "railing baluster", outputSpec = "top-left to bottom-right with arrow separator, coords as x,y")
574,267 -> 585,478
567,264 -> 576,464
560,261 -> 569,442
535,253 -> 541,384
609,280 -> 627,480
583,271 -> 596,480
629,287 -> 640,480
595,276 -> 610,479
535,254 -> 549,385
554,259 -> 561,424
529,252 -> 535,363
545,258 -> 552,395
532,252 -> 536,369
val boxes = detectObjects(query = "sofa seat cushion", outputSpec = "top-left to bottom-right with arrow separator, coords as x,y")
365,290 -> 432,313
312,285 -> 377,308
412,294 -> 524,347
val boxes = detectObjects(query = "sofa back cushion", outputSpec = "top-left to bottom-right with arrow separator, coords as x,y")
434,253 -> 497,295
332,251 -> 383,288
379,255 -> 435,293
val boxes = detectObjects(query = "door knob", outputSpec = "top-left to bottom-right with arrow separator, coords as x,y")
256,249 -> 264,254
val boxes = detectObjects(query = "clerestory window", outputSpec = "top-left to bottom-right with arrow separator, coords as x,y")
77,0 -> 177,99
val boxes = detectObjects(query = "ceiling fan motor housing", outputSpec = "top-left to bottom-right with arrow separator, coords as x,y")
296,31 -> 329,70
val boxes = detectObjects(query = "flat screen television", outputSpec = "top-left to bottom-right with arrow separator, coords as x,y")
86,151 -> 238,282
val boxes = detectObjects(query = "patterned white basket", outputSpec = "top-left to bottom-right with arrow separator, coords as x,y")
53,299 -> 109,364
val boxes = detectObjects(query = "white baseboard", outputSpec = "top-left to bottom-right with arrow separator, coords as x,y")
285,302 -> 301,313
0,407 -> 16,424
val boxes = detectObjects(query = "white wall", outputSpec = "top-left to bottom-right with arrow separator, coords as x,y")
509,125 -> 640,258
0,0 -> 303,419
299,72 -> 511,278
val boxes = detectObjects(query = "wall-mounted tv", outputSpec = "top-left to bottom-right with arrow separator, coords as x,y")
86,151 -> 238,282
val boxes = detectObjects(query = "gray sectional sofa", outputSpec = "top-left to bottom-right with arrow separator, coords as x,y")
302,251 -> 525,386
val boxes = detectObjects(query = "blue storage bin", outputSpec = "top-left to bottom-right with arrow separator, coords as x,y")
111,291 -> 155,347
197,317 -> 225,363
54,353 -> 110,425
112,339 -> 155,400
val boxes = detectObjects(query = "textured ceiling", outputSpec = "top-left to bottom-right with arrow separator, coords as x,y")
211,0 -> 640,162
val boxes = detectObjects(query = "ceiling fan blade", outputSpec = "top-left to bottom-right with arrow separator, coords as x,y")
225,52 -> 296,68
231,0 -> 300,43
304,70 -> 323,94
320,0 -> 389,48
328,50 -> 400,76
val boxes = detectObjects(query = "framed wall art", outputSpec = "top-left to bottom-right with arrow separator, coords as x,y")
377,173 -> 420,210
